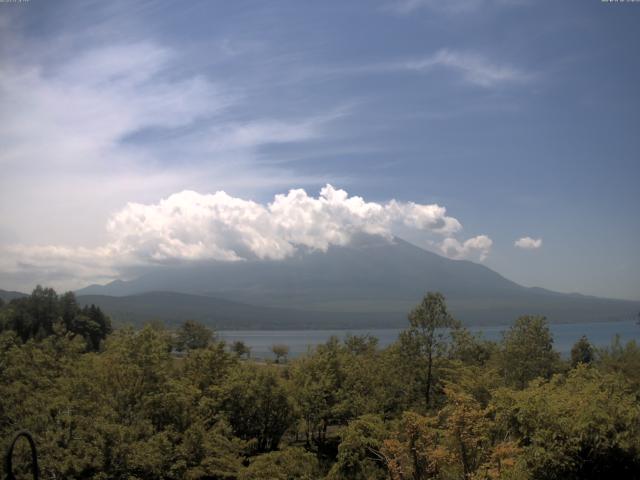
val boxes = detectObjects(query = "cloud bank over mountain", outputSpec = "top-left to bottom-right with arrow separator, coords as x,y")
0,186 -> 491,290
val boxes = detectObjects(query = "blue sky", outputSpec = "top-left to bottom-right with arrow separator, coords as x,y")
0,0 -> 638,299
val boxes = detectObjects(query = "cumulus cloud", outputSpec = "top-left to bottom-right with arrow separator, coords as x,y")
106,184 -> 463,262
514,236 -> 542,250
0,186 -> 492,289
440,235 -> 493,261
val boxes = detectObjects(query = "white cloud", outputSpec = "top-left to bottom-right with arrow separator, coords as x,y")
315,49 -> 528,89
514,236 -> 542,250
0,245 -> 121,291
0,41 -> 233,248
387,0 -> 528,15
404,49 -> 527,88
389,0 -> 484,14
440,235 -> 493,261
0,43 -> 230,170
0,38 -> 346,249
203,109 -> 348,153
106,184 -> 463,262
0,185 -> 491,289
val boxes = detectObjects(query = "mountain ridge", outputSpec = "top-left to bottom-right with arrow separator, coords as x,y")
72,238 -> 640,327
0,289 -> 29,302
75,291 -> 406,330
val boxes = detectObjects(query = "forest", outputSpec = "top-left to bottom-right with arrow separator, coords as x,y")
1,287 -> 640,479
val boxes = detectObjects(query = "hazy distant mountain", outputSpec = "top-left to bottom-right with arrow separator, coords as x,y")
76,238 -> 640,327
76,292 -> 403,330
0,289 -> 28,302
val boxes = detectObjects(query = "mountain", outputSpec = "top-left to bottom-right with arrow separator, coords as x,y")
76,292 -> 403,330
77,238 -> 525,306
0,289 -> 28,302
76,238 -> 640,328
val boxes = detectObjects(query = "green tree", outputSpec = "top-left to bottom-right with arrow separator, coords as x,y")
596,336 -> 640,391
493,365 -> 640,479
499,315 -> 559,389
399,292 -> 458,407
337,340 -> 387,420
181,341 -> 236,393
344,334 -> 378,355
174,320 -> 214,351
239,447 -> 320,480
221,364 -> 294,452
272,343 -> 290,363
0,288 -> 110,351
4,285 -> 59,341
231,340 -> 251,359
290,337 -> 344,447
75,304 -> 112,351
450,327 -> 496,367
172,421 -> 244,479
327,415 -> 388,480
570,335 -> 594,367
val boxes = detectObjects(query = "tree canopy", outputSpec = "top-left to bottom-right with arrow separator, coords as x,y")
0,286 -> 111,351
1,288 -> 639,479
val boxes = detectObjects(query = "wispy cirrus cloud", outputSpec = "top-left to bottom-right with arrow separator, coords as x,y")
310,49 -> 529,88
0,34 -> 349,249
202,108 -> 350,154
0,43 -> 230,170
386,0 -> 529,15
404,49 -> 528,87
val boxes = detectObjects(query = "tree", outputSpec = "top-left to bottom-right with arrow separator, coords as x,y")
172,421 -> 244,479
290,336 -> 344,448
174,320 -> 213,351
239,447 -> 319,480
181,341 -> 236,392
344,334 -> 378,355
231,340 -> 251,359
449,327 -> 496,367
220,364 -> 294,452
338,340 -> 389,420
327,415 -> 388,480
4,285 -> 59,341
272,344 -> 290,363
499,315 -> 559,389
75,303 -> 112,351
570,335 -> 594,367
440,388 -> 495,479
0,288 -> 110,351
493,365 -> 640,479
596,336 -> 640,391
380,392 -> 524,480
399,292 -> 458,407
381,411 -> 443,480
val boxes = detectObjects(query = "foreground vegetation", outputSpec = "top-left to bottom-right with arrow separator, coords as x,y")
1,288 -> 640,479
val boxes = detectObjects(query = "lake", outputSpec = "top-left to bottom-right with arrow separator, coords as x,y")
218,320 -> 640,359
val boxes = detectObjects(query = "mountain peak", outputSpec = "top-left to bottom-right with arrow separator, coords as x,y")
75,239 -> 640,327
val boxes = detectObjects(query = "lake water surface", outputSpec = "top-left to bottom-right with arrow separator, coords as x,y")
218,320 -> 640,359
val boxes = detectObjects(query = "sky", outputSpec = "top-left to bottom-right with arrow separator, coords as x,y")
0,0 -> 638,300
